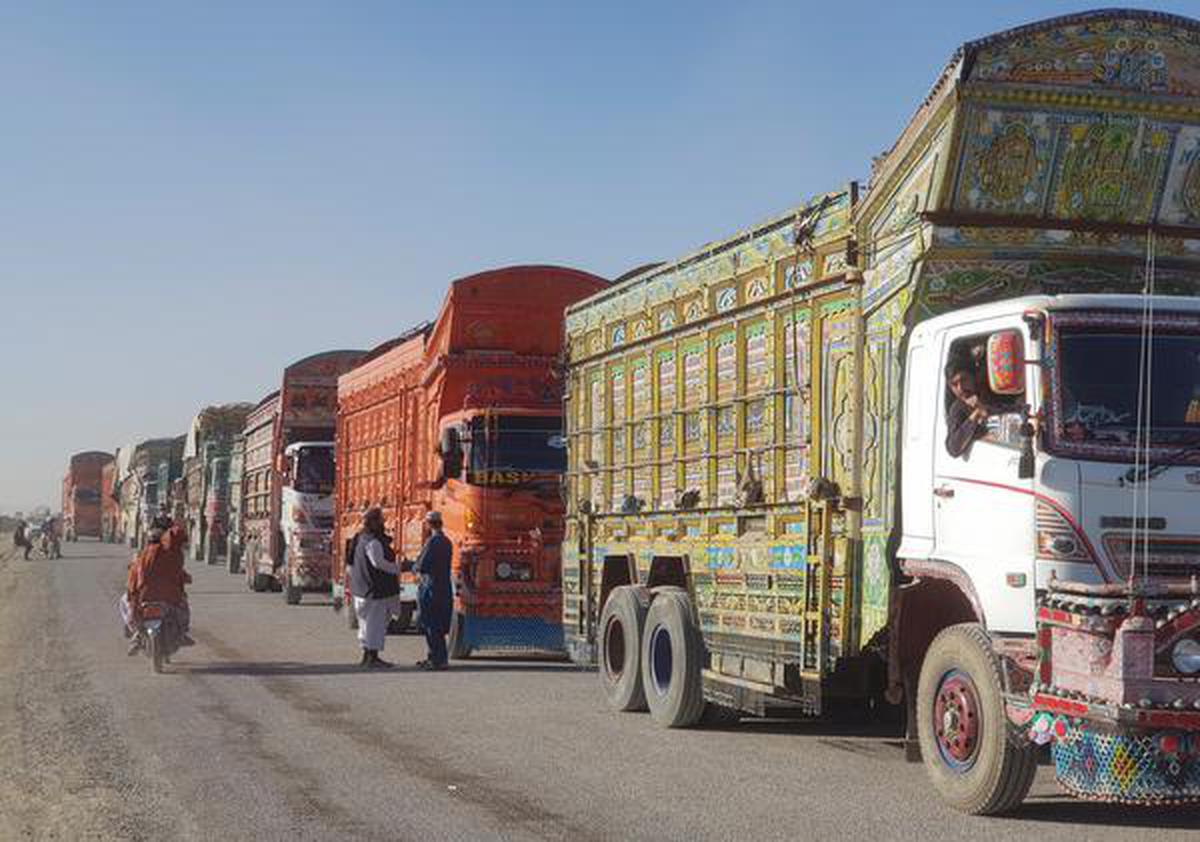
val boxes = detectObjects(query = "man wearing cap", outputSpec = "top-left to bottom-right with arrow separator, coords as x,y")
416,511 -> 453,670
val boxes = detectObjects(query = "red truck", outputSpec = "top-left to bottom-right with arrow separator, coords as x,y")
62,451 -> 114,540
333,265 -> 606,654
241,350 -> 366,603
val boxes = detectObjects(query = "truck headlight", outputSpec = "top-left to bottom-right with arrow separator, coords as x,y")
1171,638 -> 1200,675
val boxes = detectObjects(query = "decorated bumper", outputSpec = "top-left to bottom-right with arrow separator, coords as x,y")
1029,579 -> 1200,804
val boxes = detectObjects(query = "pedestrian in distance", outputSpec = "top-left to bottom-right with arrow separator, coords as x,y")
13,520 -> 32,561
416,511 -> 452,671
348,507 -> 401,669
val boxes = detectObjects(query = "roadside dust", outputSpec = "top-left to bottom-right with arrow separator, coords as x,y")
0,541 -> 176,840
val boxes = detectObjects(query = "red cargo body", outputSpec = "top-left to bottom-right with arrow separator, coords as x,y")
333,265 -> 606,654
63,451 -> 114,540
240,350 -> 366,600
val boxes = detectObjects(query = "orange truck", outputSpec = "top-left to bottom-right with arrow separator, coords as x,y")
62,451 -> 114,540
333,265 -> 607,655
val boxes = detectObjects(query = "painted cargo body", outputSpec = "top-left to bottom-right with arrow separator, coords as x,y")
181,403 -> 254,564
62,451 -> 114,540
564,10 -> 1200,813
241,350 -> 366,602
100,460 -> 119,542
224,433 -> 246,573
334,265 -> 607,653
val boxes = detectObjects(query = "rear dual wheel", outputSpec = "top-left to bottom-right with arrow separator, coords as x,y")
641,588 -> 707,728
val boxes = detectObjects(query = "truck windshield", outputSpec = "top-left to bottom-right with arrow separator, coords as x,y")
468,415 -> 566,485
1057,331 -> 1200,447
294,447 -> 334,494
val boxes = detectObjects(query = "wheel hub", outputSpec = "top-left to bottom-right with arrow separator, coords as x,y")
933,670 -> 981,770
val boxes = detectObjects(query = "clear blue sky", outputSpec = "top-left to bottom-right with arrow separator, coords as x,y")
0,2 -> 1189,511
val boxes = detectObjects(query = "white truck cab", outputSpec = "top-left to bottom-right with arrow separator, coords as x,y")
901,294 -> 1200,635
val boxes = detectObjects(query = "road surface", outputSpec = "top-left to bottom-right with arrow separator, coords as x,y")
1,538 -> 1198,841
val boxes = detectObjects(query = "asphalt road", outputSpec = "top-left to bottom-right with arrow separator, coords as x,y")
2,538 -> 1199,841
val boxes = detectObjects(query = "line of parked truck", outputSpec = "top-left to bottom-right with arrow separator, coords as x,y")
58,10 -> 1200,816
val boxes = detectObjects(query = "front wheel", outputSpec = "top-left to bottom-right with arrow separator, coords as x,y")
284,580 -> 301,605
388,603 -> 414,635
917,623 -> 1036,815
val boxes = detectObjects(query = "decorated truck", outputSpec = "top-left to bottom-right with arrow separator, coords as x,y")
181,403 -> 254,564
62,451 -> 114,540
333,265 -> 607,654
241,350 -> 366,602
562,10 -> 1200,813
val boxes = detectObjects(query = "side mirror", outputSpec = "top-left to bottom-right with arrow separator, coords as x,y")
439,426 -> 464,479
987,330 -> 1025,396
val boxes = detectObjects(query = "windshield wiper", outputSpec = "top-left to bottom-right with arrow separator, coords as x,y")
1121,439 -> 1200,485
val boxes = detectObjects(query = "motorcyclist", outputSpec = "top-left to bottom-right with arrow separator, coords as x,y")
127,524 -> 194,655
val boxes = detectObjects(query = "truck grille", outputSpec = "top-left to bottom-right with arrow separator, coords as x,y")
1103,534 -> 1200,579
311,515 -> 334,530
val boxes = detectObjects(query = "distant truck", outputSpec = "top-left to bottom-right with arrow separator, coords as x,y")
333,266 -> 607,653
563,10 -> 1200,814
241,351 -> 366,603
62,451 -> 114,540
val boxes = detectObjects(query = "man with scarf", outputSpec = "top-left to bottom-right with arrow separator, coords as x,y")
416,511 -> 453,670
349,507 -> 401,669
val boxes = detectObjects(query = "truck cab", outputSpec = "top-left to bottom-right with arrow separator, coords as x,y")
901,295 -> 1200,635
435,410 -> 569,654
278,441 -> 337,603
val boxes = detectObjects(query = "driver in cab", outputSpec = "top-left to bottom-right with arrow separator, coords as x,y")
944,353 -> 992,458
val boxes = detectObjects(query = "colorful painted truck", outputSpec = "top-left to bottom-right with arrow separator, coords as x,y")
62,451 -> 114,540
333,265 -> 607,653
100,459 -> 119,542
241,350 -> 366,603
562,10 -> 1200,813
181,403 -> 254,564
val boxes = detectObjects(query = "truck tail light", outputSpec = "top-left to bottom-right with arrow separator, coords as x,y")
292,508 -> 308,525
1035,500 -> 1095,563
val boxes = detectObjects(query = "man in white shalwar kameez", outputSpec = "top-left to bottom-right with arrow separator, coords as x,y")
349,508 -> 401,669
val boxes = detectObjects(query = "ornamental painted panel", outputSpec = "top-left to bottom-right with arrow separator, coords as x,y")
1051,119 -> 1172,224
657,352 -> 676,412
1161,125 -> 1200,225
745,323 -> 769,393
683,343 -> 706,408
954,108 -> 1056,216
968,15 -> 1200,97
715,333 -> 737,401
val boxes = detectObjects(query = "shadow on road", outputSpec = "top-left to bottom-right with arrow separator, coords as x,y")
181,660 -> 573,676
1014,798 -> 1200,828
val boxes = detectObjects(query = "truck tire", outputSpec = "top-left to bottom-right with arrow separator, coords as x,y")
388,603 -> 414,635
284,580 -> 302,605
641,588 -> 706,728
251,573 -> 272,593
448,611 -> 472,659
598,585 -> 649,712
348,604 -> 359,630
917,623 -> 1037,815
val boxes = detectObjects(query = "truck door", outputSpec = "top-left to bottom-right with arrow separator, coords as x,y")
931,323 -> 1035,634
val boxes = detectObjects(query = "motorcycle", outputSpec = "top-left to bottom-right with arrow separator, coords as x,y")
136,602 -> 182,673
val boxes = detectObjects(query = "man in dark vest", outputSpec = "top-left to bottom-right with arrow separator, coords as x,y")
416,511 -> 453,670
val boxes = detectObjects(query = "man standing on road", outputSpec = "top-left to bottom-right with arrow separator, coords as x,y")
14,520 -> 31,560
349,507 -> 400,669
416,511 -> 452,671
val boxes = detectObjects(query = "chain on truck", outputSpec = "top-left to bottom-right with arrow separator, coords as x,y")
561,10 -> 1200,814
